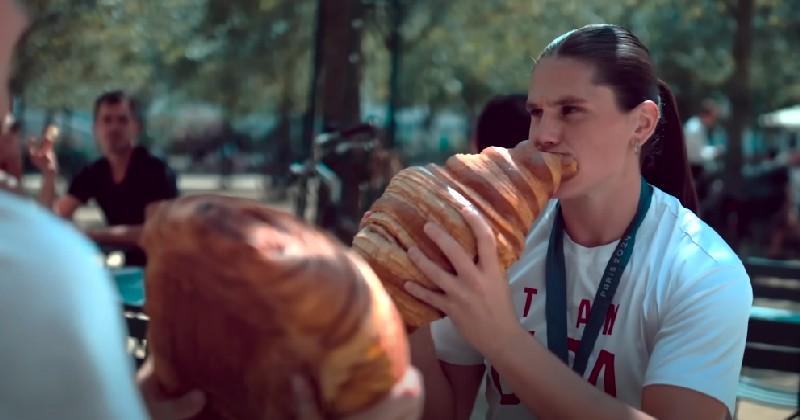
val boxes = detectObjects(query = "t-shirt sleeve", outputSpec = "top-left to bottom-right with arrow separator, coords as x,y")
0,197 -> 148,420
431,317 -> 485,365
67,164 -> 97,203
644,263 -> 752,415
151,162 -> 179,201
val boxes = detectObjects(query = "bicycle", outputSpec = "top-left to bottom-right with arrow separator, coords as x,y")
288,123 -> 383,243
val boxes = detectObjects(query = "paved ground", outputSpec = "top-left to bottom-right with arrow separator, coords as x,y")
23,173 -> 797,419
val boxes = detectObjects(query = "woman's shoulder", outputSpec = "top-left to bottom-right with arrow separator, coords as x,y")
646,188 -> 750,293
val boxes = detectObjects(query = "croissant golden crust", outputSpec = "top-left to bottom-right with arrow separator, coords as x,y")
353,140 -> 577,328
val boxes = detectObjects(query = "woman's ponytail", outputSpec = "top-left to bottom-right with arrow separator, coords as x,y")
641,80 -> 699,213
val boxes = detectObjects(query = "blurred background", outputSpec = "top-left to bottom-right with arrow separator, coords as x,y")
11,0 -> 800,257
9,0 -> 800,418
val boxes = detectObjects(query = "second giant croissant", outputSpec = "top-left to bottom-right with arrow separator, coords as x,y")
352,140 -> 577,328
140,195 -> 409,419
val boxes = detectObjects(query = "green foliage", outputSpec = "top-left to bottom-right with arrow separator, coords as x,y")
11,0 -> 800,139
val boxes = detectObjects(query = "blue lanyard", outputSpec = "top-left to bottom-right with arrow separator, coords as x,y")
545,178 -> 653,376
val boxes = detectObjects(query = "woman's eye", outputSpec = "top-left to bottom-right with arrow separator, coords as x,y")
561,105 -> 584,117
529,108 -> 543,118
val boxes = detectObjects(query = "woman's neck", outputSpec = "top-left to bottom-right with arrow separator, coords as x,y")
559,171 -> 642,247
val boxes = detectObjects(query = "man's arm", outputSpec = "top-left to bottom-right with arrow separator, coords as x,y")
37,171 -> 57,208
54,195 -> 142,247
85,224 -> 143,247
54,194 -> 82,219
28,135 -> 59,209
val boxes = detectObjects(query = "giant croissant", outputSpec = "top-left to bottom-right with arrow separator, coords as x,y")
140,195 -> 409,419
352,140 -> 577,328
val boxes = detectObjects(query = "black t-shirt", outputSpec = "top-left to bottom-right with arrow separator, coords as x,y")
68,146 -> 177,266
68,146 -> 178,226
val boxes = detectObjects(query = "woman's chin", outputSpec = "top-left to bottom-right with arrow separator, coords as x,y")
554,179 -> 580,201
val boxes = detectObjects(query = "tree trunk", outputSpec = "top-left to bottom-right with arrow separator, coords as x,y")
386,0 -> 404,148
302,0 -> 325,156
320,0 -> 364,131
725,0 -> 753,248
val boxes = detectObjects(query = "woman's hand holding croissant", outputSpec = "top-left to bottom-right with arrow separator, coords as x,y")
404,205 -> 524,358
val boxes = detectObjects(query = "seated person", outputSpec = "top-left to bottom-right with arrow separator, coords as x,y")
1,3 -> 420,419
471,93 -> 530,152
55,90 -> 178,266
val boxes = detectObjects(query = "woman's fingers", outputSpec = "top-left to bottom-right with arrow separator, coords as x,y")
404,279 -> 450,314
458,206 -> 500,271
407,246 -> 460,297
422,222 -> 477,278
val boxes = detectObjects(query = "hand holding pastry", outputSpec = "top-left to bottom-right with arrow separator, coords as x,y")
353,140 -> 577,328
404,205 -> 521,357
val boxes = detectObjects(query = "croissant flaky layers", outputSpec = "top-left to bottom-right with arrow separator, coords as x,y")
352,140 -> 578,328
140,195 -> 409,420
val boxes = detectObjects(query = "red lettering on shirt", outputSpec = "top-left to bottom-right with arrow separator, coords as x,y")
588,350 -> 617,397
522,288 -> 538,317
575,299 -> 591,328
603,304 -> 619,336
576,300 -> 619,336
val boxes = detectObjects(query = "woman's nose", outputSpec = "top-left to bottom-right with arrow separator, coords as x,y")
530,116 -> 561,152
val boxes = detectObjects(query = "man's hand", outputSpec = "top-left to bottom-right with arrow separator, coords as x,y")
28,135 -> 58,177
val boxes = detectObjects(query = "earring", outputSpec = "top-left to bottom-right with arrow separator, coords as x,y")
633,141 -> 641,155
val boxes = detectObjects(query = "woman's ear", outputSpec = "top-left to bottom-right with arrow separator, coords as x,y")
633,100 -> 660,145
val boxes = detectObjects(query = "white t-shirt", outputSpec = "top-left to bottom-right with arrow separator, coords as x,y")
432,187 -> 752,418
0,191 -> 148,420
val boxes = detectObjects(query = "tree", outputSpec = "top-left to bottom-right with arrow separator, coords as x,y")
318,0 -> 365,131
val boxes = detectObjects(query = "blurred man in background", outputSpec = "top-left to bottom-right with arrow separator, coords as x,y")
54,90 -> 179,266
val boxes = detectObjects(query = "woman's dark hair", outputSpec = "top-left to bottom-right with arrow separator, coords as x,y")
538,24 -> 698,213
474,94 -> 531,151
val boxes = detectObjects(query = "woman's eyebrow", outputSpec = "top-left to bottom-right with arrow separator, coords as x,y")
552,96 -> 587,106
527,96 -> 587,109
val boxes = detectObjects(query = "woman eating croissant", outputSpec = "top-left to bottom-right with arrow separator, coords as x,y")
403,24 -> 751,420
